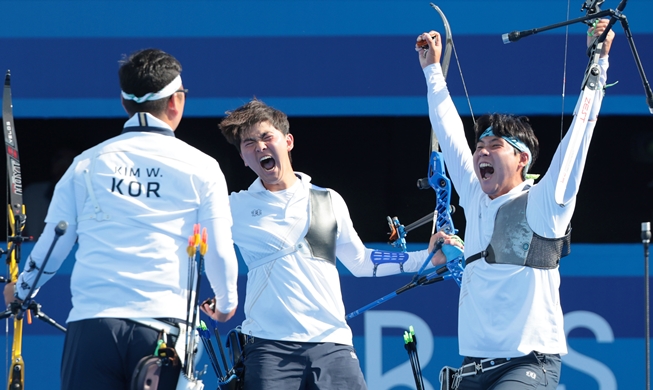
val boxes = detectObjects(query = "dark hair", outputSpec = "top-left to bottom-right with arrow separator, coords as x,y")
474,113 -> 540,171
218,99 -> 290,149
118,49 -> 182,116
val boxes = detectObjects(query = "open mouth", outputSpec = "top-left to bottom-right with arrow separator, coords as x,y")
479,162 -> 494,180
260,155 -> 276,171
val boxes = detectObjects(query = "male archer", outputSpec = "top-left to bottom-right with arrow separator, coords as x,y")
416,19 -> 614,389
4,48 -> 239,390
203,98 -> 462,390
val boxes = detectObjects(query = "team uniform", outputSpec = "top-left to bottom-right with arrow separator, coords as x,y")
14,113 -> 239,389
229,172 -> 432,389
424,58 -> 609,388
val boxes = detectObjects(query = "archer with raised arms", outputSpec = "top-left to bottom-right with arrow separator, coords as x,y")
416,18 -> 614,390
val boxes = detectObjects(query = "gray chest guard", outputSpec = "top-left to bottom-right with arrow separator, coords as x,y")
245,188 -> 337,270
466,191 -> 571,269
304,189 -> 337,266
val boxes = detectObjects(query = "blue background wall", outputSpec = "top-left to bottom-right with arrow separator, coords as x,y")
1,0 -> 652,118
2,0 -> 653,389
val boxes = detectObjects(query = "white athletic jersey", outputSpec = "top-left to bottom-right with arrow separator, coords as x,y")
16,113 -> 239,323
230,172 -> 431,344
424,59 -> 609,358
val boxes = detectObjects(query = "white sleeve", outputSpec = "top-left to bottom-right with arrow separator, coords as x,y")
331,190 -> 432,277
527,57 -> 609,237
198,164 -> 239,314
15,222 -> 78,300
198,160 -> 238,313
423,63 -> 478,208
201,216 -> 239,314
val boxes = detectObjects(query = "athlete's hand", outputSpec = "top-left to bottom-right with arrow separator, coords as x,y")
200,297 -> 237,322
428,231 -> 464,266
416,31 -> 442,69
587,19 -> 615,58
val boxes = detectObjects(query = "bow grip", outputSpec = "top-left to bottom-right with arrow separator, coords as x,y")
428,151 -> 457,236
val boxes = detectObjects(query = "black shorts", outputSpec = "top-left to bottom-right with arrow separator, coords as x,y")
60,318 -> 180,390
242,337 -> 367,390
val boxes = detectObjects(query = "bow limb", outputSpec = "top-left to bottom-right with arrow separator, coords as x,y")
430,3 -> 452,80
386,4 -> 459,248
422,5 -> 464,285
3,70 -> 27,390
421,4 -> 453,241
430,3 -> 476,122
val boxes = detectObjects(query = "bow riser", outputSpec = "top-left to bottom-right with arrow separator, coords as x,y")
427,151 -> 464,286
429,151 -> 455,236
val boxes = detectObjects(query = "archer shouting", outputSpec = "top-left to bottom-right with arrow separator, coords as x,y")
207,98 -> 464,390
415,19 -> 614,390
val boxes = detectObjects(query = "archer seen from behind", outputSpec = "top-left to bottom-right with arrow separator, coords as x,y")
3,49 -> 239,390
201,99 -> 462,390
416,20 -> 614,389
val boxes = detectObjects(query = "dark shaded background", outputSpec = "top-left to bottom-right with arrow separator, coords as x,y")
8,113 -> 653,244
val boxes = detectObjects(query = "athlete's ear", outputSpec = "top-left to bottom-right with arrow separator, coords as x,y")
519,151 -> 529,168
120,97 -> 129,116
165,92 -> 184,122
286,133 -> 294,152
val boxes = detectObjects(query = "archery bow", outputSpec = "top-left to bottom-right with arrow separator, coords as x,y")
412,3 -> 484,281
502,0 -> 652,114
2,70 -> 29,390
389,3 -> 475,281
346,5 -> 470,321
387,3 -> 475,245
1,71 -> 67,390
501,0 -> 653,204
388,4 -> 454,248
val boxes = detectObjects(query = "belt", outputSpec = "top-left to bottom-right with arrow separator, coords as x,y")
457,357 -> 511,377
129,318 -> 180,337
452,357 -> 512,389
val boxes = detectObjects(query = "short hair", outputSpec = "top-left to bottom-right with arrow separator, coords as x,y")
118,49 -> 182,116
474,113 -> 540,171
218,99 -> 290,150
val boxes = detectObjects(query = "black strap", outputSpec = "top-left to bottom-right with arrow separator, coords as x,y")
465,251 -> 488,266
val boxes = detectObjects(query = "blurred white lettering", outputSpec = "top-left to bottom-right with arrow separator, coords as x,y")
558,310 -> 616,390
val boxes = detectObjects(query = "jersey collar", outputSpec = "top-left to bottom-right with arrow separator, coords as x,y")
122,112 -> 175,137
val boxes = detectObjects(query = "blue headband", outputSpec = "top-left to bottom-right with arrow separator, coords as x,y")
479,126 -> 532,179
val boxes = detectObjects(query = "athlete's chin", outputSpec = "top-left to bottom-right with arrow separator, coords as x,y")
480,182 -> 500,198
256,167 -> 279,180
260,174 -> 281,186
